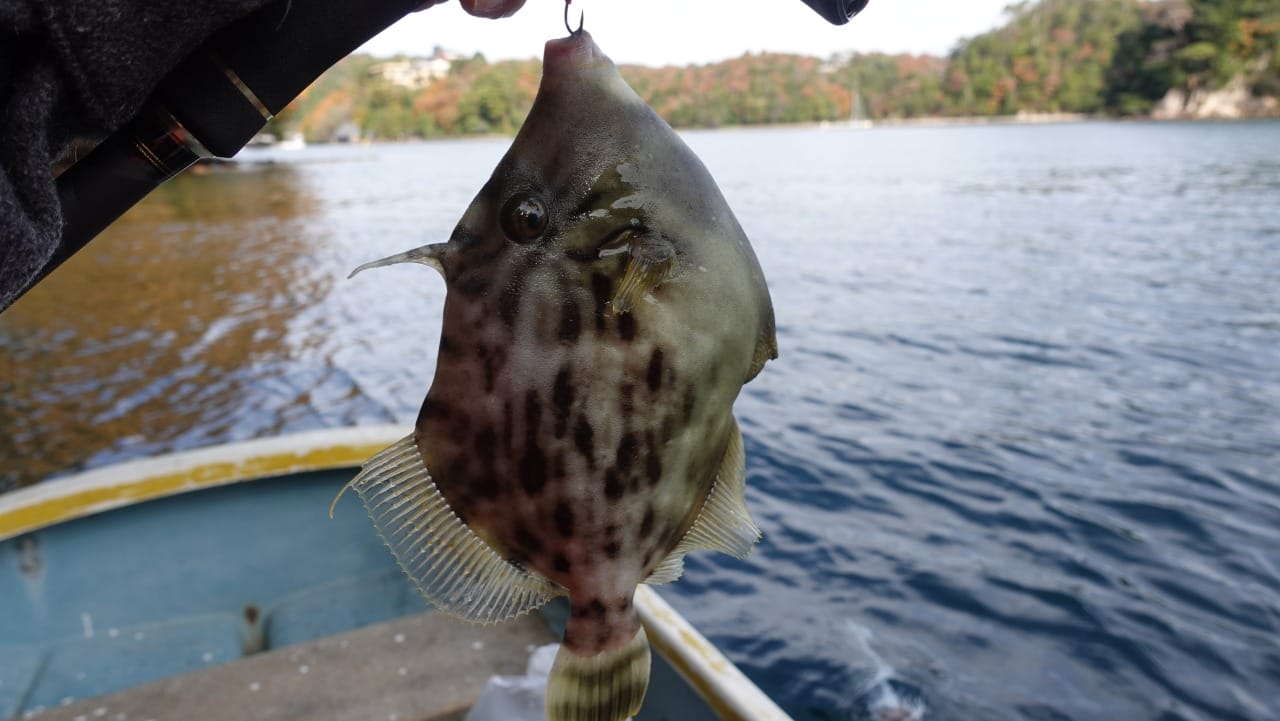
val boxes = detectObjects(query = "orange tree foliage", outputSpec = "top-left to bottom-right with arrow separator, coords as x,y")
286,0 -> 1278,139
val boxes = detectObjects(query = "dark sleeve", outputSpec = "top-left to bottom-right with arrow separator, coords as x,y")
0,0 -> 270,309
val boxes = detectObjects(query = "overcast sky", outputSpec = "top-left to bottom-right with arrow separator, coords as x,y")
359,0 -> 1015,66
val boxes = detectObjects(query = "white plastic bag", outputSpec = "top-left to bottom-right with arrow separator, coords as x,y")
464,643 -> 560,721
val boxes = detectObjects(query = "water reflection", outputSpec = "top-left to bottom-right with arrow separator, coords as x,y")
0,162 -> 325,490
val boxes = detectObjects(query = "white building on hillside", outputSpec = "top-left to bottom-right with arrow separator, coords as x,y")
369,47 -> 458,89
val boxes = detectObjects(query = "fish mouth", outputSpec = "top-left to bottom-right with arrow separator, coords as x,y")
543,30 -> 606,77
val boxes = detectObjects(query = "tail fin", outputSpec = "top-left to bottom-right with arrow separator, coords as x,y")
545,625 -> 650,721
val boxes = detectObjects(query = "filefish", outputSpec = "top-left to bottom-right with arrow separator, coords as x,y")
339,28 -> 776,721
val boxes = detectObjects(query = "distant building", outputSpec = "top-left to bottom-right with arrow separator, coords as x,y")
368,47 -> 458,88
330,122 -> 362,144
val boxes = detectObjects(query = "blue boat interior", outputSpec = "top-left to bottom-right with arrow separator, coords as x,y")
0,469 -> 424,715
0,469 -> 718,719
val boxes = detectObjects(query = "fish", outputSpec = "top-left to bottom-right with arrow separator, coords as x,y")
337,27 -> 777,721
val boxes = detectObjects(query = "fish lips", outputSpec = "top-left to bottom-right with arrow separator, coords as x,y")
542,30 -> 608,79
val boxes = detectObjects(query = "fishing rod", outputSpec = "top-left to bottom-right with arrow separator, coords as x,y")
3,0 -> 864,313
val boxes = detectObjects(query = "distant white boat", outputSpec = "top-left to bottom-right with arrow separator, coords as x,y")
848,80 -> 873,129
276,131 -> 307,150
820,81 -> 873,131
243,131 -> 307,151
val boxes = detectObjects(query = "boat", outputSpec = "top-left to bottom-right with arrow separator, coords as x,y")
0,427 -> 792,721
848,80 -> 874,129
818,80 -> 872,132
275,132 -> 307,151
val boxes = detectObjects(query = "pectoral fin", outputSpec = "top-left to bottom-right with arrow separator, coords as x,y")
610,234 -> 676,314
337,435 -> 564,624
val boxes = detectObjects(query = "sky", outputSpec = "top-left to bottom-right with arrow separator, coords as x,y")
359,0 -> 1015,67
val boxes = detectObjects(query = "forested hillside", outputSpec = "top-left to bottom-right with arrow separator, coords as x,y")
1108,0 -> 1280,114
276,0 -> 1279,141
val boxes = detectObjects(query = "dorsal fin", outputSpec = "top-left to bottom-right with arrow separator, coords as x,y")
645,419 -> 759,585
340,435 -> 564,624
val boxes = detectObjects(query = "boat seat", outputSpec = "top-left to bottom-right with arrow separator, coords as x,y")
17,608 -> 555,721
259,568 -> 427,648
0,568 -> 432,717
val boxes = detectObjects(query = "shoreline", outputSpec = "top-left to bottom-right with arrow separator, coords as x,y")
871,112 -> 1088,127
268,112 -> 1280,150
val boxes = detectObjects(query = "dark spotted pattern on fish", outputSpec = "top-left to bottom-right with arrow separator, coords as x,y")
564,595 -> 641,652
415,246 -> 755,654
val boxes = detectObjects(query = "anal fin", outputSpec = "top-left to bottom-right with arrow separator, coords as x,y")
645,419 -> 760,585
340,435 -> 564,624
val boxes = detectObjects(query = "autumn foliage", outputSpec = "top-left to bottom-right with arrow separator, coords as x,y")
282,0 -> 1279,141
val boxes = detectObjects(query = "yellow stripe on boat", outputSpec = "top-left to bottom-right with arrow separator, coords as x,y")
0,426 -> 410,542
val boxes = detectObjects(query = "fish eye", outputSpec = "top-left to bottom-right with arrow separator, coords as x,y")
500,194 -> 549,243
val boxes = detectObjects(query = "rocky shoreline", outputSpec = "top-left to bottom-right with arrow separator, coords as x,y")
1150,74 -> 1280,120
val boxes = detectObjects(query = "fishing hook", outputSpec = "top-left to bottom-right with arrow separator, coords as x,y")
564,0 -> 583,35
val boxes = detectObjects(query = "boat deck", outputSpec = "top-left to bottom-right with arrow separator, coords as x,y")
22,608 -> 555,721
